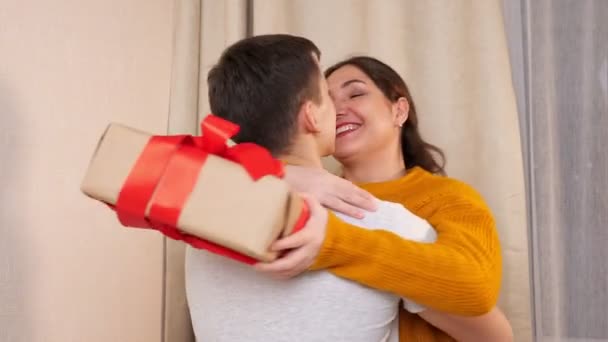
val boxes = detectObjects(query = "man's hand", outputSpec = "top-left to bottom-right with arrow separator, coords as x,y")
284,165 -> 377,219
254,194 -> 328,279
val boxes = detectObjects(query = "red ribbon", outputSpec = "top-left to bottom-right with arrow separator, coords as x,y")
112,115 -> 308,264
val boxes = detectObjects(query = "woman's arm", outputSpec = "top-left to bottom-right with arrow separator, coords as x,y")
259,187 -> 502,315
419,307 -> 513,342
272,166 -> 502,316
310,190 -> 502,316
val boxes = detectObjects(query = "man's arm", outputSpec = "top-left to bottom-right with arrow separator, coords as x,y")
419,307 -> 513,342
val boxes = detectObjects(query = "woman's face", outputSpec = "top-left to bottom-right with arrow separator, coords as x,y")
327,65 -> 404,163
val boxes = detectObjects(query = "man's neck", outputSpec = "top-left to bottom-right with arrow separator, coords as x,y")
342,143 -> 406,184
278,135 -> 324,169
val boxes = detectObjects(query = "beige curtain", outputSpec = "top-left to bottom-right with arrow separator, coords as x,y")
165,1 -> 532,341
504,0 -> 608,340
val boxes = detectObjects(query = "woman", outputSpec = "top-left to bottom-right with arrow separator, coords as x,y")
257,56 -> 512,341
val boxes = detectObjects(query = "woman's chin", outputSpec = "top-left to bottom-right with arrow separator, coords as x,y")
333,144 -> 360,162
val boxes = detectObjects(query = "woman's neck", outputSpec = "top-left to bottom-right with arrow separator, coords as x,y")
341,146 -> 407,184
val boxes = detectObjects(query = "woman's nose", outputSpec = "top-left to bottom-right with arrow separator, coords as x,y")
334,103 -> 348,117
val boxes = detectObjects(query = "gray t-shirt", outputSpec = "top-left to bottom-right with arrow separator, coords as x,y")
186,199 -> 436,342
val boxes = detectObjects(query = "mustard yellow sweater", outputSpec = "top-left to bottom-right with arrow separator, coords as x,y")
310,167 -> 502,341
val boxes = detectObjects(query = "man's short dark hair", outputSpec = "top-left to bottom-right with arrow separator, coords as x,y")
207,34 -> 321,156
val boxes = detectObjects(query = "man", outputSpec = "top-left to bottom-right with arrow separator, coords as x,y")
185,34 -> 436,342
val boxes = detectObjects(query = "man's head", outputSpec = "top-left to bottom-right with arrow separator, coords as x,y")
208,34 -> 336,157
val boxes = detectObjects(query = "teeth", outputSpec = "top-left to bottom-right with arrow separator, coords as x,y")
336,124 -> 359,135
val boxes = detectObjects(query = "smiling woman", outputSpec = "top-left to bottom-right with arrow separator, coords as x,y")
327,58 -> 445,184
277,56 -> 513,341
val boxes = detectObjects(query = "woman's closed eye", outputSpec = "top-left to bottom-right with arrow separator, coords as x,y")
350,92 -> 366,99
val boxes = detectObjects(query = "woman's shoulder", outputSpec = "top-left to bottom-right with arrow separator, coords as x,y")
404,167 -> 488,205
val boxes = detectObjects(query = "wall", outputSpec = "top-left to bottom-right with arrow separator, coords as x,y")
0,0 -> 173,341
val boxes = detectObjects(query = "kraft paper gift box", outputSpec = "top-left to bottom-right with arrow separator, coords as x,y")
80,115 -> 309,263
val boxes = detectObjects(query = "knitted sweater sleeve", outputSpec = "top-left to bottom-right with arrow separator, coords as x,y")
309,182 -> 502,316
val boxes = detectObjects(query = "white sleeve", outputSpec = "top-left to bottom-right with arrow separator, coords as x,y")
380,202 -> 437,243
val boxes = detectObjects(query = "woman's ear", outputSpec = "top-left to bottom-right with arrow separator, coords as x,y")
393,97 -> 410,127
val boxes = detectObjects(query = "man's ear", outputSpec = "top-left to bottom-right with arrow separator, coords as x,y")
299,101 -> 320,133
393,97 -> 410,127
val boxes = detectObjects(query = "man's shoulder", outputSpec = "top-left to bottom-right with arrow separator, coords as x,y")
373,199 -> 427,223
334,199 -> 436,243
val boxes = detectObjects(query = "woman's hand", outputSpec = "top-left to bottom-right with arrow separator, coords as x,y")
284,165 -> 377,219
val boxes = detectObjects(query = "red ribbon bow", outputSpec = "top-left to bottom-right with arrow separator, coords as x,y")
112,115 -> 308,264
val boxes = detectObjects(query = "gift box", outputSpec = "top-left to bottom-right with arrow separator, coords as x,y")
80,115 -> 309,264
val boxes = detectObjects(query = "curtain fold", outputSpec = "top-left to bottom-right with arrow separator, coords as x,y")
164,1 -> 248,342
504,0 -> 608,340
163,1 -> 201,341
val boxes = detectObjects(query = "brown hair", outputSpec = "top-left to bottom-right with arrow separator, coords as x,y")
325,56 -> 446,175
208,34 -> 321,156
